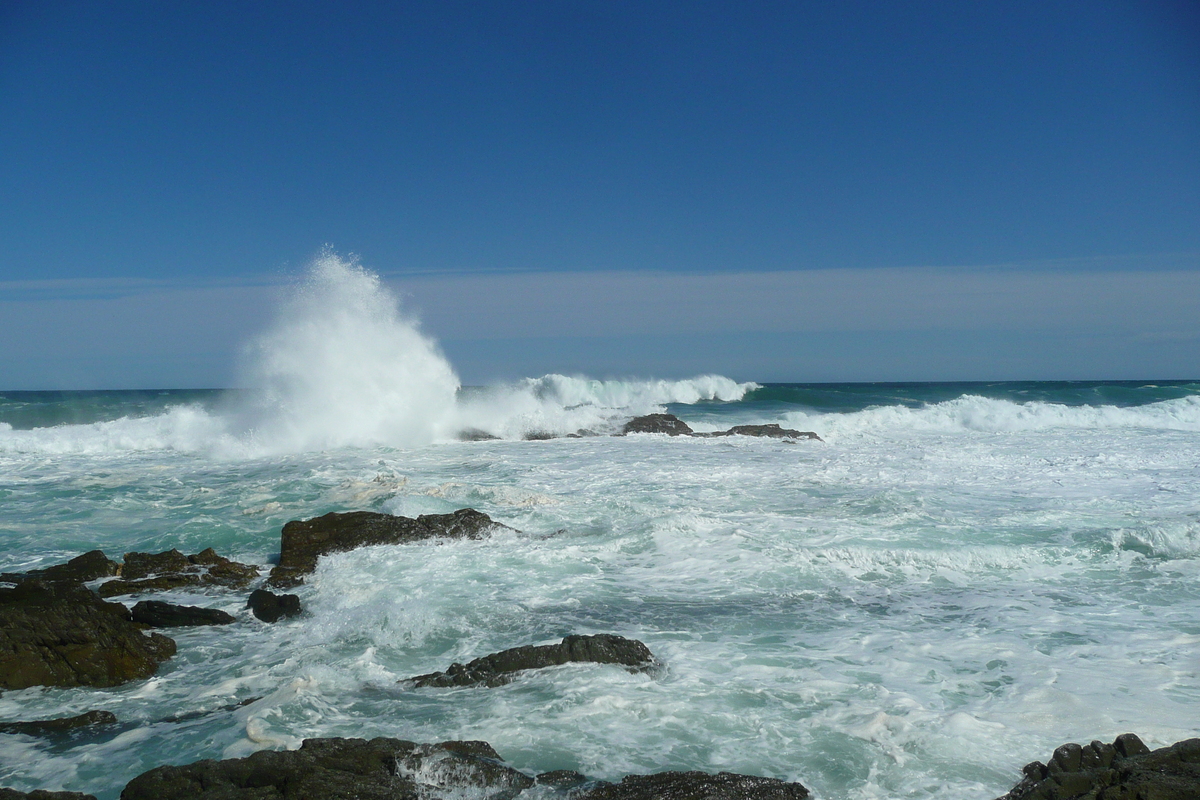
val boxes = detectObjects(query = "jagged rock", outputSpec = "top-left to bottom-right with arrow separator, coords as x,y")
0,551 -> 120,586
0,711 -> 117,737
995,733 -> 1200,800
119,736 -> 534,800
523,431 -> 557,440
0,789 -> 98,800
581,771 -> 809,799
130,600 -> 236,628
246,589 -> 302,623
98,549 -> 259,597
710,424 -> 822,441
458,428 -> 501,441
0,581 -> 175,690
268,508 -> 510,588
406,634 -> 656,688
621,414 -> 694,436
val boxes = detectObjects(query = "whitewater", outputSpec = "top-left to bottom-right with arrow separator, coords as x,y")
1,255 -> 1198,799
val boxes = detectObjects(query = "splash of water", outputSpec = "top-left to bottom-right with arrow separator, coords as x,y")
232,251 -> 460,453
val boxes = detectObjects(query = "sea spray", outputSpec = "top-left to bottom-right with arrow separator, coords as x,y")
230,251 -> 461,454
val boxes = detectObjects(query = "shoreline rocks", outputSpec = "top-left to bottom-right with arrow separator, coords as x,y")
0,551 -> 119,587
0,581 -> 176,690
620,414 -> 822,441
98,548 -> 259,597
0,711 -> 117,738
246,589 -> 302,623
268,508 -> 510,587
130,600 -> 236,628
406,634 -> 657,689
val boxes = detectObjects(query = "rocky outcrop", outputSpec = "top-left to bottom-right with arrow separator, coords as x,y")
130,600 -> 236,628
97,548 -> 259,597
996,733 -> 1200,800
0,711 -> 117,737
581,771 -> 809,799
621,414 -> 695,436
0,551 -> 120,586
268,508 -> 509,588
246,589 -> 302,623
0,789 -> 98,800
0,581 -> 175,690
120,737 -> 534,800
406,634 -> 656,688
707,424 -> 822,440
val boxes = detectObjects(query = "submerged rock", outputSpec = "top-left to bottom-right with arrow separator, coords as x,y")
621,414 -> 694,436
0,711 -> 117,737
406,634 -> 657,688
268,508 -> 510,587
120,736 -> 534,800
0,789 -> 98,800
458,428 -> 501,441
246,589 -> 302,623
581,771 -> 809,799
995,733 -> 1200,800
0,581 -> 175,690
130,600 -> 236,628
709,424 -> 822,441
0,551 -> 120,587
98,549 -> 259,597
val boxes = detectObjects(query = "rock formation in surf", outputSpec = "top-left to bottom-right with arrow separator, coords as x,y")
0,550 -> 120,587
584,771 -> 809,799
130,600 -> 236,628
620,414 -> 822,441
0,789 -> 98,800
246,589 -> 302,622
268,508 -> 510,587
97,548 -> 259,597
0,581 -> 175,690
405,634 -> 656,688
994,733 -> 1200,800
0,711 -> 117,738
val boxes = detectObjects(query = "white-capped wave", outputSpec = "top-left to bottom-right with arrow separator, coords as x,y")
785,394 -> 1200,440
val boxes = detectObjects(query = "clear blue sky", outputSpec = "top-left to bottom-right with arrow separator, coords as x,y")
2,1 -> 1198,388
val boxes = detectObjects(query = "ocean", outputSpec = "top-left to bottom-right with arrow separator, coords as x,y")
1,257 -> 1198,799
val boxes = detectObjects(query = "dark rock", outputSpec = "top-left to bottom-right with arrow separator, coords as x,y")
458,428 -> 501,441
712,424 -> 822,441
1,551 -> 120,587
130,600 -> 236,628
995,734 -> 1200,800
406,633 -> 657,688
160,697 -> 261,724
621,414 -> 694,436
523,431 -> 557,440
0,581 -> 175,690
0,789 -> 98,800
535,770 -> 588,789
247,589 -> 302,623
98,549 -> 260,597
119,736 -> 534,800
0,711 -> 117,737
268,508 -> 510,588
581,771 -> 809,799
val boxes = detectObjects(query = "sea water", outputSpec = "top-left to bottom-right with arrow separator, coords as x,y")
1,256 -> 1198,799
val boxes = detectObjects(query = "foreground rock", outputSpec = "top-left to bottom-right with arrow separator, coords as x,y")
0,790 -> 97,800
130,600 -> 235,628
582,771 -> 809,799
98,548 -> 259,597
0,551 -> 120,586
0,581 -> 175,690
407,634 -> 656,688
0,711 -> 117,737
246,589 -> 302,623
268,508 -> 510,587
121,737 -> 534,800
996,733 -> 1200,800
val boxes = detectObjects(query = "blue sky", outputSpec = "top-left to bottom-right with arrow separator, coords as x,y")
2,0 -> 1198,388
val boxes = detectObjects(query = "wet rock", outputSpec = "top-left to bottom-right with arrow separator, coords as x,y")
0,581 -> 175,690
0,711 -> 117,737
535,770 -> 588,789
995,734 -> 1200,800
0,551 -> 120,586
621,414 -> 694,436
406,634 -> 656,688
130,600 -> 236,628
458,428 -> 501,441
712,424 -> 822,441
268,508 -> 510,587
522,431 -> 558,440
246,589 -> 302,622
160,697 -> 260,724
119,736 -> 534,800
98,549 -> 259,597
581,771 -> 810,799
0,789 -> 98,800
